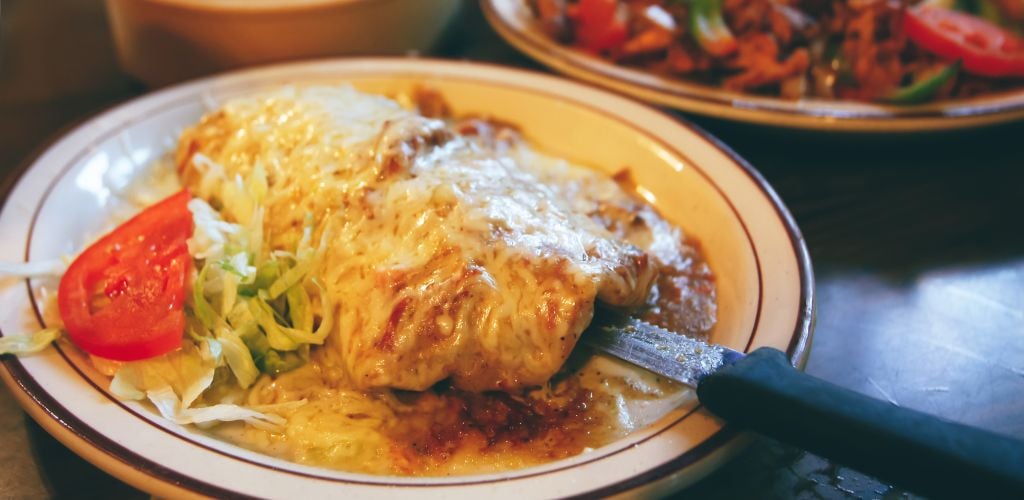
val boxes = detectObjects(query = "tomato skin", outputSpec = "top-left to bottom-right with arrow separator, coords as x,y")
903,6 -> 1024,78
58,190 -> 193,361
575,0 -> 628,53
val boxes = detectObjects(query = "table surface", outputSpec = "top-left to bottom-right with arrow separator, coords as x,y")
2,0 -> 1022,498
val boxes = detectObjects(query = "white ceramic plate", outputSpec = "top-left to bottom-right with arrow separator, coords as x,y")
0,58 -> 813,498
482,0 -> 1024,132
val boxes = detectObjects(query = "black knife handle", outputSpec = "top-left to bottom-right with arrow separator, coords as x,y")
697,347 -> 1024,499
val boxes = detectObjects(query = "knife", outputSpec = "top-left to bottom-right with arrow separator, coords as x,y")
583,308 -> 1024,499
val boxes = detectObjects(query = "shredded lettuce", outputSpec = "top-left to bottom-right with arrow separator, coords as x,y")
240,261 -> 280,297
0,328 -> 61,355
246,162 -> 269,209
146,385 -> 295,430
185,179 -> 334,380
250,297 -> 302,351
309,278 -> 334,344
0,260 -> 66,278
286,283 -> 313,332
226,301 -> 256,330
103,160 -> 336,432
188,153 -> 268,230
220,269 -> 240,318
191,265 -> 220,331
215,327 -> 259,389
187,198 -> 242,261
0,156 -> 333,435
109,371 -> 146,400
234,324 -> 302,375
245,207 -> 265,262
259,349 -> 306,376
267,259 -> 314,299
109,341 -> 218,408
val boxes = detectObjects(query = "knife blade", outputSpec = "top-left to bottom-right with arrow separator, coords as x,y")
581,307 -> 744,387
582,307 -> 1024,499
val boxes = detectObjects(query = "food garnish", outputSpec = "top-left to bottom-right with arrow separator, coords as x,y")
58,189 -> 192,361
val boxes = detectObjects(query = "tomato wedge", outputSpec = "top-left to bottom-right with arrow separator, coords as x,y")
58,190 -> 193,361
903,6 -> 1024,78
574,0 -> 628,53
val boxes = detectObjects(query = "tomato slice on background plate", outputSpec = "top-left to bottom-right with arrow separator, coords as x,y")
58,190 -> 193,361
574,0 -> 629,53
903,6 -> 1024,78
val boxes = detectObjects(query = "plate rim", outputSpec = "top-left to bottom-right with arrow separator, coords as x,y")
0,57 -> 815,497
481,0 -> 1024,132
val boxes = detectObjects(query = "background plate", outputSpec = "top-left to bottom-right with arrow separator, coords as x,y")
482,0 -> 1024,132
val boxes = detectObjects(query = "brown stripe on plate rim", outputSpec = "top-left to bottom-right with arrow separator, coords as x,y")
21,72 -> 761,487
2,59 -> 811,494
0,115 -> 259,499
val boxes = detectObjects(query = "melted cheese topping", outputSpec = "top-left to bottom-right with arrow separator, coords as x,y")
179,85 -> 655,391
177,85 -> 716,476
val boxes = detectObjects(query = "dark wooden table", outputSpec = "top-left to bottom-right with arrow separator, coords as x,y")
2,0 -> 1022,498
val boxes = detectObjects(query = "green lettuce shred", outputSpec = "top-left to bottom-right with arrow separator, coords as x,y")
0,260 -> 65,278
191,264 -> 220,331
0,328 -> 61,356
183,195 -> 334,390
286,283 -> 313,332
250,296 -> 302,351
109,341 -> 218,408
215,327 -> 260,389
113,175 -> 333,426
146,385 -> 297,429
267,259 -> 314,299
239,261 -> 280,297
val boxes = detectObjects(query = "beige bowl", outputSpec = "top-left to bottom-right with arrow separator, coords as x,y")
105,0 -> 464,86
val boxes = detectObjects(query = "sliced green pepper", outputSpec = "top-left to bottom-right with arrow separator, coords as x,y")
883,60 -> 961,104
688,0 -> 737,57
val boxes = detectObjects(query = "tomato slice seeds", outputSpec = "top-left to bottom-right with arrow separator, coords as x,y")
58,190 -> 193,361
903,6 -> 1024,78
